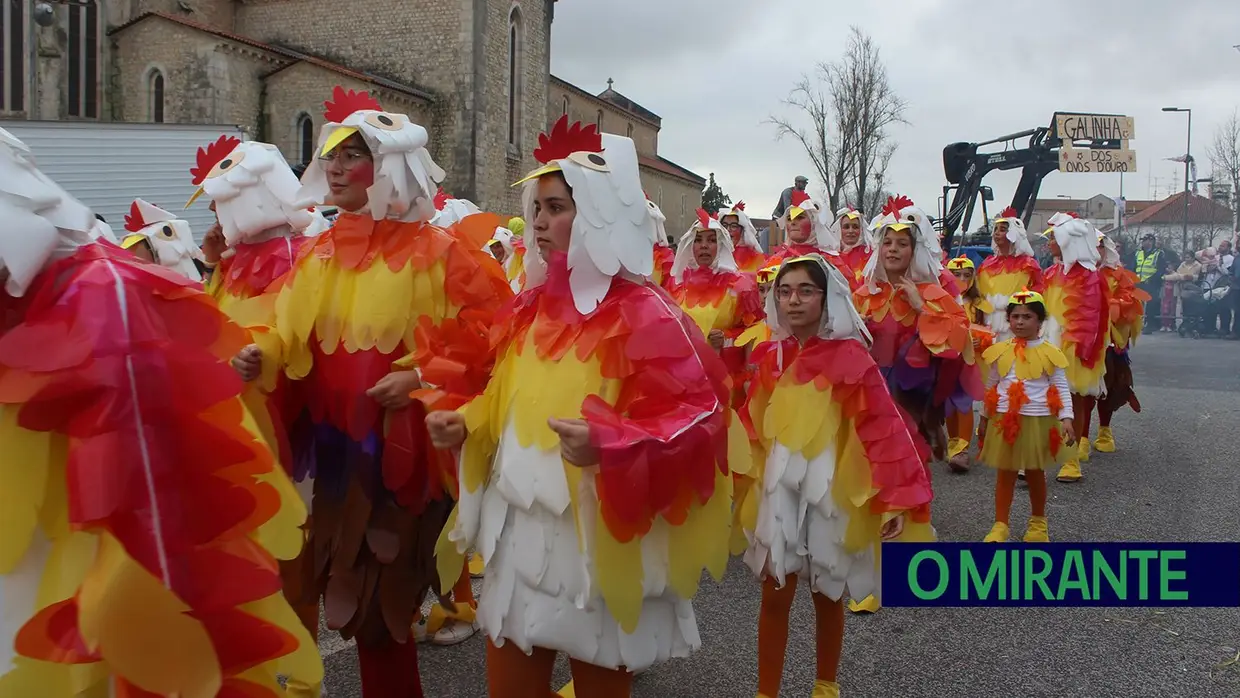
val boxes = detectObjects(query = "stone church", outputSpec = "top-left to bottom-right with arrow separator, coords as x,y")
2,0 -> 704,226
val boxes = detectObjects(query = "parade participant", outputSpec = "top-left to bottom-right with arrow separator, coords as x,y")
977,207 -> 1044,342
737,264 -> 781,350
821,206 -> 873,286
118,198 -> 206,281
0,126 -> 320,698
230,86 -> 513,698
719,201 -> 767,274
943,255 -> 994,473
977,290 -> 1075,543
425,115 -> 736,698
647,198 -> 676,287
1094,231 -> 1148,453
668,208 -> 764,351
736,255 -> 933,698
1041,213 -> 1109,483
765,190 -> 848,280
504,216 -> 528,291
429,186 -> 482,228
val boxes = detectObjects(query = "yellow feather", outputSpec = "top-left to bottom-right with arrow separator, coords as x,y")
666,469 -> 733,596
435,507 -> 465,594
592,518 -> 643,634
240,592 -> 324,689
0,656 -> 110,698
0,405 -> 51,573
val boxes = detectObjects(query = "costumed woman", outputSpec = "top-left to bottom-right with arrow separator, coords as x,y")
719,201 -> 767,274
0,126 -> 320,698
425,115 -> 737,698
1093,230 -> 1149,453
736,254 -> 933,698
765,190 -> 849,280
977,290 -> 1075,543
942,255 -> 994,473
117,198 -> 206,281
976,207 -> 1044,342
185,134 -> 328,697
1041,213 -> 1109,484
821,206 -> 872,288
646,198 -> 676,288
230,86 -> 513,698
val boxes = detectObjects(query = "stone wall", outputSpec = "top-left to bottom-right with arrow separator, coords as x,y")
131,0 -> 236,29
547,79 -> 658,157
643,166 -> 703,239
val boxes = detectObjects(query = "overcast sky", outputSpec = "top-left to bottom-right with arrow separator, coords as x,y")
549,0 -> 1240,220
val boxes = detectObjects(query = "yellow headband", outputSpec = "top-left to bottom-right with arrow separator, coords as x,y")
947,256 -> 975,271
1010,289 -> 1045,306
756,265 -> 781,284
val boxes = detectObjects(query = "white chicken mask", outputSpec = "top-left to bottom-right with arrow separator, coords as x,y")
991,206 -> 1036,257
646,198 -> 671,248
516,115 -> 655,315
0,126 -> 106,296
862,194 -> 944,289
719,201 -> 763,254
430,187 -> 482,228
821,206 -> 873,253
186,136 -> 320,245
779,189 -> 826,247
1042,212 -> 1101,272
121,199 -> 204,282
670,208 -> 738,281
1098,231 -> 1121,269
485,226 -> 516,263
299,86 -> 446,223
764,254 -> 872,351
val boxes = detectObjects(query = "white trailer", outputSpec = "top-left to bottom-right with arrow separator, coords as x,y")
1,120 -> 247,241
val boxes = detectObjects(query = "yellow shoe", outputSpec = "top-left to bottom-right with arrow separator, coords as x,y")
557,681 -> 575,697
1094,426 -> 1116,453
1078,438 -> 1091,462
469,551 -> 485,578
1056,459 -> 1082,482
983,521 -> 1010,543
285,679 -> 322,698
812,679 -> 841,698
847,595 -> 880,614
1023,516 -> 1049,543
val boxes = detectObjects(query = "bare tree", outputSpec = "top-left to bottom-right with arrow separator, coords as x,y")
1206,107 -> 1240,236
850,138 -> 897,217
765,67 -> 855,210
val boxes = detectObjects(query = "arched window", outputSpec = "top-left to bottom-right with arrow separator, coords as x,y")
297,113 -> 314,164
507,7 -> 523,146
561,95 -> 569,116
148,70 -> 165,123
626,123 -> 634,139
596,109 -> 603,130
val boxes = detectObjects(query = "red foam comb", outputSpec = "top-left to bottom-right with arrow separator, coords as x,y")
999,206 -> 1018,219
882,194 -> 914,217
790,190 -> 811,207
323,85 -> 382,123
696,208 -> 711,228
434,187 -> 449,211
1065,211 -> 1080,218
734,201 -> 746,212
124,201 -> 147,233
190,135 -> 241,186
533,115 -> 603,165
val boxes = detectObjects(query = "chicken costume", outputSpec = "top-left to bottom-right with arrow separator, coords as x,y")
978,290 -> 1074,543
667,209 -> 763,347
0,127 -> 319,697
250,86 -> 513,697
942,255 -> 994,472
433,116 -> 736,697
1041,213 -> 1109,483
736,254 -> 933,698
977,207 -> 1044,343
118,198 -> 205,282
646,198 -> 676,288
820,206 -> 873,287
719,201 -> 767,274
1094,231 -> 1148,454
766,191 -> 851,279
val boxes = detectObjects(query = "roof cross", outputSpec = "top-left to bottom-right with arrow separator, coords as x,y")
606,77 -> 614,90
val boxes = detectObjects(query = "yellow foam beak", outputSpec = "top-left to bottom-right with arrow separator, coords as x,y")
788,206 -> 806,221
120,234 -> 147,250
320,126 -> 359,157
511,162 -> 563,187
887,222 -> 911,232
184,187 -> 205,209
1041,227 -> 1054,238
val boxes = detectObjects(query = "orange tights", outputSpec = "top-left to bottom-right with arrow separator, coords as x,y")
995,469 -> 1046,524
947,409 -> 974,442
485,640 -> 632,698
757,574 -> 844,697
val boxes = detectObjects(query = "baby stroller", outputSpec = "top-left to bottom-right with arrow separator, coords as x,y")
1179,275 -> 1232,338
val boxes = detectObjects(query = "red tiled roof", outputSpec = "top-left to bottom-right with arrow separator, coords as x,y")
639,155 -> 705,187
1122,191 -> 1233,226
110,12 -> 434,102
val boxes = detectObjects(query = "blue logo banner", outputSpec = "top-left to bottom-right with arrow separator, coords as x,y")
881,543 -> 1240,607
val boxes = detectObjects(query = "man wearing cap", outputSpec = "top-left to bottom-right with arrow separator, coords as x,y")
1127,233 -> 1175,334
771,175 -> 809,220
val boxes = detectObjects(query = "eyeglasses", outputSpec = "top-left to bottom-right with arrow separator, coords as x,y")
723,223 -> 743,231
775,285 -> 825,301
318,147 -> 372,169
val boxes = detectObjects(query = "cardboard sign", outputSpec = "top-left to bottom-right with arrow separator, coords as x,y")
1059,146 -> 1137,173
1056,114 -> 1135,141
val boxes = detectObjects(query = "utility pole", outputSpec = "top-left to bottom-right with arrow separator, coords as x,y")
1163,106 -> 1192,255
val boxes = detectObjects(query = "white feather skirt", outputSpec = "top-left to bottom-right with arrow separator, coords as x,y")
457,424 -> 700,672
742,441 -> 879,603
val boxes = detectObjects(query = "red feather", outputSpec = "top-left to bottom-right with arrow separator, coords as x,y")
790,190 -> 811,207
433,187 -> 449,211
696,208 -> 711,228
124,201 -> 147,233
733,201 -> 746,212
323,85 -> 382,123
882,194 -> 914,217
190,135 -> 242,186
999,206 -> 1018,219
532,114 -> 603,164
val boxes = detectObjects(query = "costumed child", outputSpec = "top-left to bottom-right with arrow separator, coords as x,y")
117,198 -> 206,281
0,126 -> 320,698
736,264 -> 781,350
425,115 -> 737,698
736,254 -> 933,698
1093,230 -> 1149,453
943,255 -> 994,473
765,190 -> 850,280
720,200 -> 767,273
977,207 -> 1044,342
1040,212 -> 1109,483
646,197 -> 676,287
185,134 -> 328,697
229,86 -> 513,698
977,290 -> 1075,543
821,206 -> 872,287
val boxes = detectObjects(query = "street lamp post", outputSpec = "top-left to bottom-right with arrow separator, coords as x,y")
1163,106 -> 1192,255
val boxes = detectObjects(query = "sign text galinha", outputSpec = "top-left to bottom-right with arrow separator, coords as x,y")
1056,114 -> 1135,141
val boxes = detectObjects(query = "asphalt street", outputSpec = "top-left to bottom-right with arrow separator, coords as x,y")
318,332 -> 1240,698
